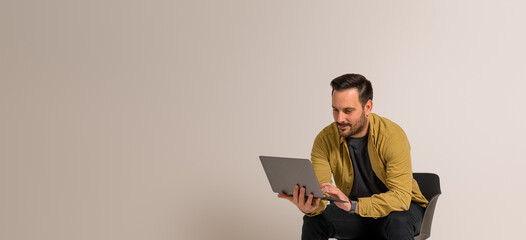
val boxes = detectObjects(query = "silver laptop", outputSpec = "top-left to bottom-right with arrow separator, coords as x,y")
259,155 -> 348,203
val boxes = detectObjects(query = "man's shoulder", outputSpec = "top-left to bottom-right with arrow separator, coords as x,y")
370,113 -> 408,142
314,122 -> 340,142
370,113 -> 406,137
318,122 -> 338,135
311,122 -> 340,153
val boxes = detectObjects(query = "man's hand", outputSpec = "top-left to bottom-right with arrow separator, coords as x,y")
320,183 -> 353,212
277,185 -> 321,214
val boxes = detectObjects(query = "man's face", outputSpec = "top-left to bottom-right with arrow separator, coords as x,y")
332,88 -> 372,138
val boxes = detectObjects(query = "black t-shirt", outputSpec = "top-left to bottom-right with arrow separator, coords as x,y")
346,134 -> 388,200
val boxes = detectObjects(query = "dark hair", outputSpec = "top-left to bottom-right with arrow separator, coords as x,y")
330,73 -> 373,108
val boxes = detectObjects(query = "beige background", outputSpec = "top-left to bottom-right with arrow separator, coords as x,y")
1,0 -> 526,239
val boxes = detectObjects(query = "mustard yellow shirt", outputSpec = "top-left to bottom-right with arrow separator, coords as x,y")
308,113 -> 428,218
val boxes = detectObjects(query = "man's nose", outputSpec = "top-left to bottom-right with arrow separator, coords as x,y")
337,112 -> 346,123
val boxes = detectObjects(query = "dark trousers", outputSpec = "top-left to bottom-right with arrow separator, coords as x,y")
302,202 -> 424,240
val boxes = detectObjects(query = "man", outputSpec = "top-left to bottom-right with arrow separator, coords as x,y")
278,74 -> 428,240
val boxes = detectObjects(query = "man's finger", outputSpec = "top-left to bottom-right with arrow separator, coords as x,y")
322,184 -> 342,196
292,185 -> 299,204
305,193 -> 314,206
299,186 -> 306,208
306,197 -> 320,212
311,198 -> 321,210
320,183 -> 333,193
324,188 -> 337,195
277,193 -> 293,202
298,187 -> 305,203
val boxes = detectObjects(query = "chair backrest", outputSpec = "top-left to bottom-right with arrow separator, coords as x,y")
413,173 -> 441,240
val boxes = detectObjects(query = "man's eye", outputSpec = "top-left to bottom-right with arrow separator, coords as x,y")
344,110 -> 351,114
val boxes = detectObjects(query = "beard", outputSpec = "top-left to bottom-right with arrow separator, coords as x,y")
337,112 -> 368,138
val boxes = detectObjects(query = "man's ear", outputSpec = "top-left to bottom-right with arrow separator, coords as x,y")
365,100 -> 373,116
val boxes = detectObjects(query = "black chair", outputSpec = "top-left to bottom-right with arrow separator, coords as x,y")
337,172 -> 441,240
413,173 -> 441,240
